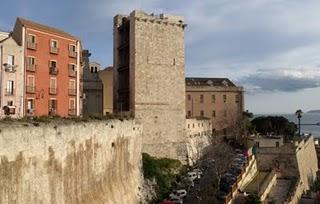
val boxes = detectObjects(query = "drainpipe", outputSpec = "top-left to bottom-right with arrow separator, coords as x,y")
76,40 -> 80,116
21,27 -> 26,117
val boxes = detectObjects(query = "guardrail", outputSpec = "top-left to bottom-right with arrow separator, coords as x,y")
224,155 -> 255,204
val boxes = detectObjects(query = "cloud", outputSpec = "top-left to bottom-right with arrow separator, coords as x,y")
238,68 -> 320,92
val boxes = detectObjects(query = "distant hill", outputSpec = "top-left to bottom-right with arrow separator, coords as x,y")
307,110 -> 320,113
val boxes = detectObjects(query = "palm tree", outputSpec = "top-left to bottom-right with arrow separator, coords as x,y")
295,109 -> 303,136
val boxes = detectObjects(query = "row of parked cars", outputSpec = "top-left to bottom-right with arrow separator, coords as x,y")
216,151 -> 247,201
162,168 -> 204,204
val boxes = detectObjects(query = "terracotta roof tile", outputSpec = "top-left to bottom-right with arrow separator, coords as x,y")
17,17 -> 77,40
186,77 -> 237,87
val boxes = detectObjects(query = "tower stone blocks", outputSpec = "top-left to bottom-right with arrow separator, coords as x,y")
114,10 -> 188,162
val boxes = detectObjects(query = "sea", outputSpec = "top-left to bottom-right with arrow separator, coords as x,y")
255,113 -> 320,137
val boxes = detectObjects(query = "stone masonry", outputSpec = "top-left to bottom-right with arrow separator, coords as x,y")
114,10 -> 188,162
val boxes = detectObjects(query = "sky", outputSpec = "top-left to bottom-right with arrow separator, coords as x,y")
1,0 -> 320,114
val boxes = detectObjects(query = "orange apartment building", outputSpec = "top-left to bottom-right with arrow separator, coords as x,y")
186,77 -> 244,137
11,18 -> 82,117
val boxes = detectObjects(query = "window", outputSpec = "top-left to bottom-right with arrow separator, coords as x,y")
212,110 -> 216,117
212,95 -> 215,103
235,94 -> 240,103
188,124 -> 190,129
69,79 -> 76,95
7,55 -> 14,66
49,78 -> 57,94
49,99 -> 57,115
187,111 -> 191,117
223,94 -> 227,103
187,94 -> 191,100
276,142 -> 279,148
69,98 -> 76,115
7,101 -> 13,106
6,80 -> 14,95
200,94 -> 204,103
69,44 -> 77,58
27,99 -> 35,113
95,67 -> 98,73
69,44 -> 76,52
200,110 -> 204,117
28,35 -> 36,43
90,67 -> 94,73
26,75 -> 35,93
50,40 -> 58,48
27,57 -> 35,65
50,60 -> 57,68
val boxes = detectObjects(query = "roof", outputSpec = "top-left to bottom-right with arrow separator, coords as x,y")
186,77 -> 237,87
17,17 -> 77,40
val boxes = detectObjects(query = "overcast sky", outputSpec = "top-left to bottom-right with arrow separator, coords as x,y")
1,0 -> 320,114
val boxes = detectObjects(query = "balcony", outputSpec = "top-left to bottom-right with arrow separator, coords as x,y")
26,64 -> 36,72
68,89 -> 76,96
50,47 -> 59,54
26,86 -> 36,93
49,108 -> 57,116
69,50 -> 77,58
68,108 -> 76,116
49,67 -> 59,75
5,89 -> 15,96
49,88 -> 57,95
27,42 -> 37,50
68,65 -> 76,77
4,64 -> 16,73
26,108 -> 35,116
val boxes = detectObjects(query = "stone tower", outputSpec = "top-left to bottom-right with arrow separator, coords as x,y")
114,10 -> 187,162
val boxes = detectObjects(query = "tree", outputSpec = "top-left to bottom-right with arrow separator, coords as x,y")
251,116 -> 297,139
295,109 -> 303,136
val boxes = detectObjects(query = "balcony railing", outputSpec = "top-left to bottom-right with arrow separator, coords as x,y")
49,67 -> 59,75
27,42 -> 37,50
49,88 -> 57,95
69,50 -> 77,58
49,109 -> 57,116
26,64 -> 36,72
26,108 -> 35,116
5,89 -> 15,96
68,66 -> 76,77
68,108 -> 76,115
50,47 -> 59,54
4,65 -> 16,73
26,86 -> 36,93
68,89 -> 76,96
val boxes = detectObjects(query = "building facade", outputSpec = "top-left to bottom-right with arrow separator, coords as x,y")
82,50 -> 103,116
99,66 -> 113,115
11,18 -> 82,117
0,32 -> 24,117
114,10 -> 188,161
186,78 -> 244,137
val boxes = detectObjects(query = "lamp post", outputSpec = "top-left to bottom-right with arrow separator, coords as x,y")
295,109 -> 303,136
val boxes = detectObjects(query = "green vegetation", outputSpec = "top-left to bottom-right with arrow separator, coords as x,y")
0,113 -> 133,125
311,179 -> 320,191
142,153 -> 184,201
242,110 -> 256,135
245,193 -> 261,204
251,116 -> 297,139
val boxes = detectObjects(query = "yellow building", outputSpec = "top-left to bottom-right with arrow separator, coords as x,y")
99,67 -> 113,114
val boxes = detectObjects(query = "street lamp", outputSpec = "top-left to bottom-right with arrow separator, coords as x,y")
295,109 -> 303,136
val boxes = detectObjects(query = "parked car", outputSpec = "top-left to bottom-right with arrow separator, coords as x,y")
216,190 -> 227,201
219,182 -> 232,193
187,170 -> 202,181
162,198 -> 183,204
169,189 -> 187,199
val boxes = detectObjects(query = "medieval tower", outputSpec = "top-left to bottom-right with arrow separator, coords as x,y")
113,10 -> 187,162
